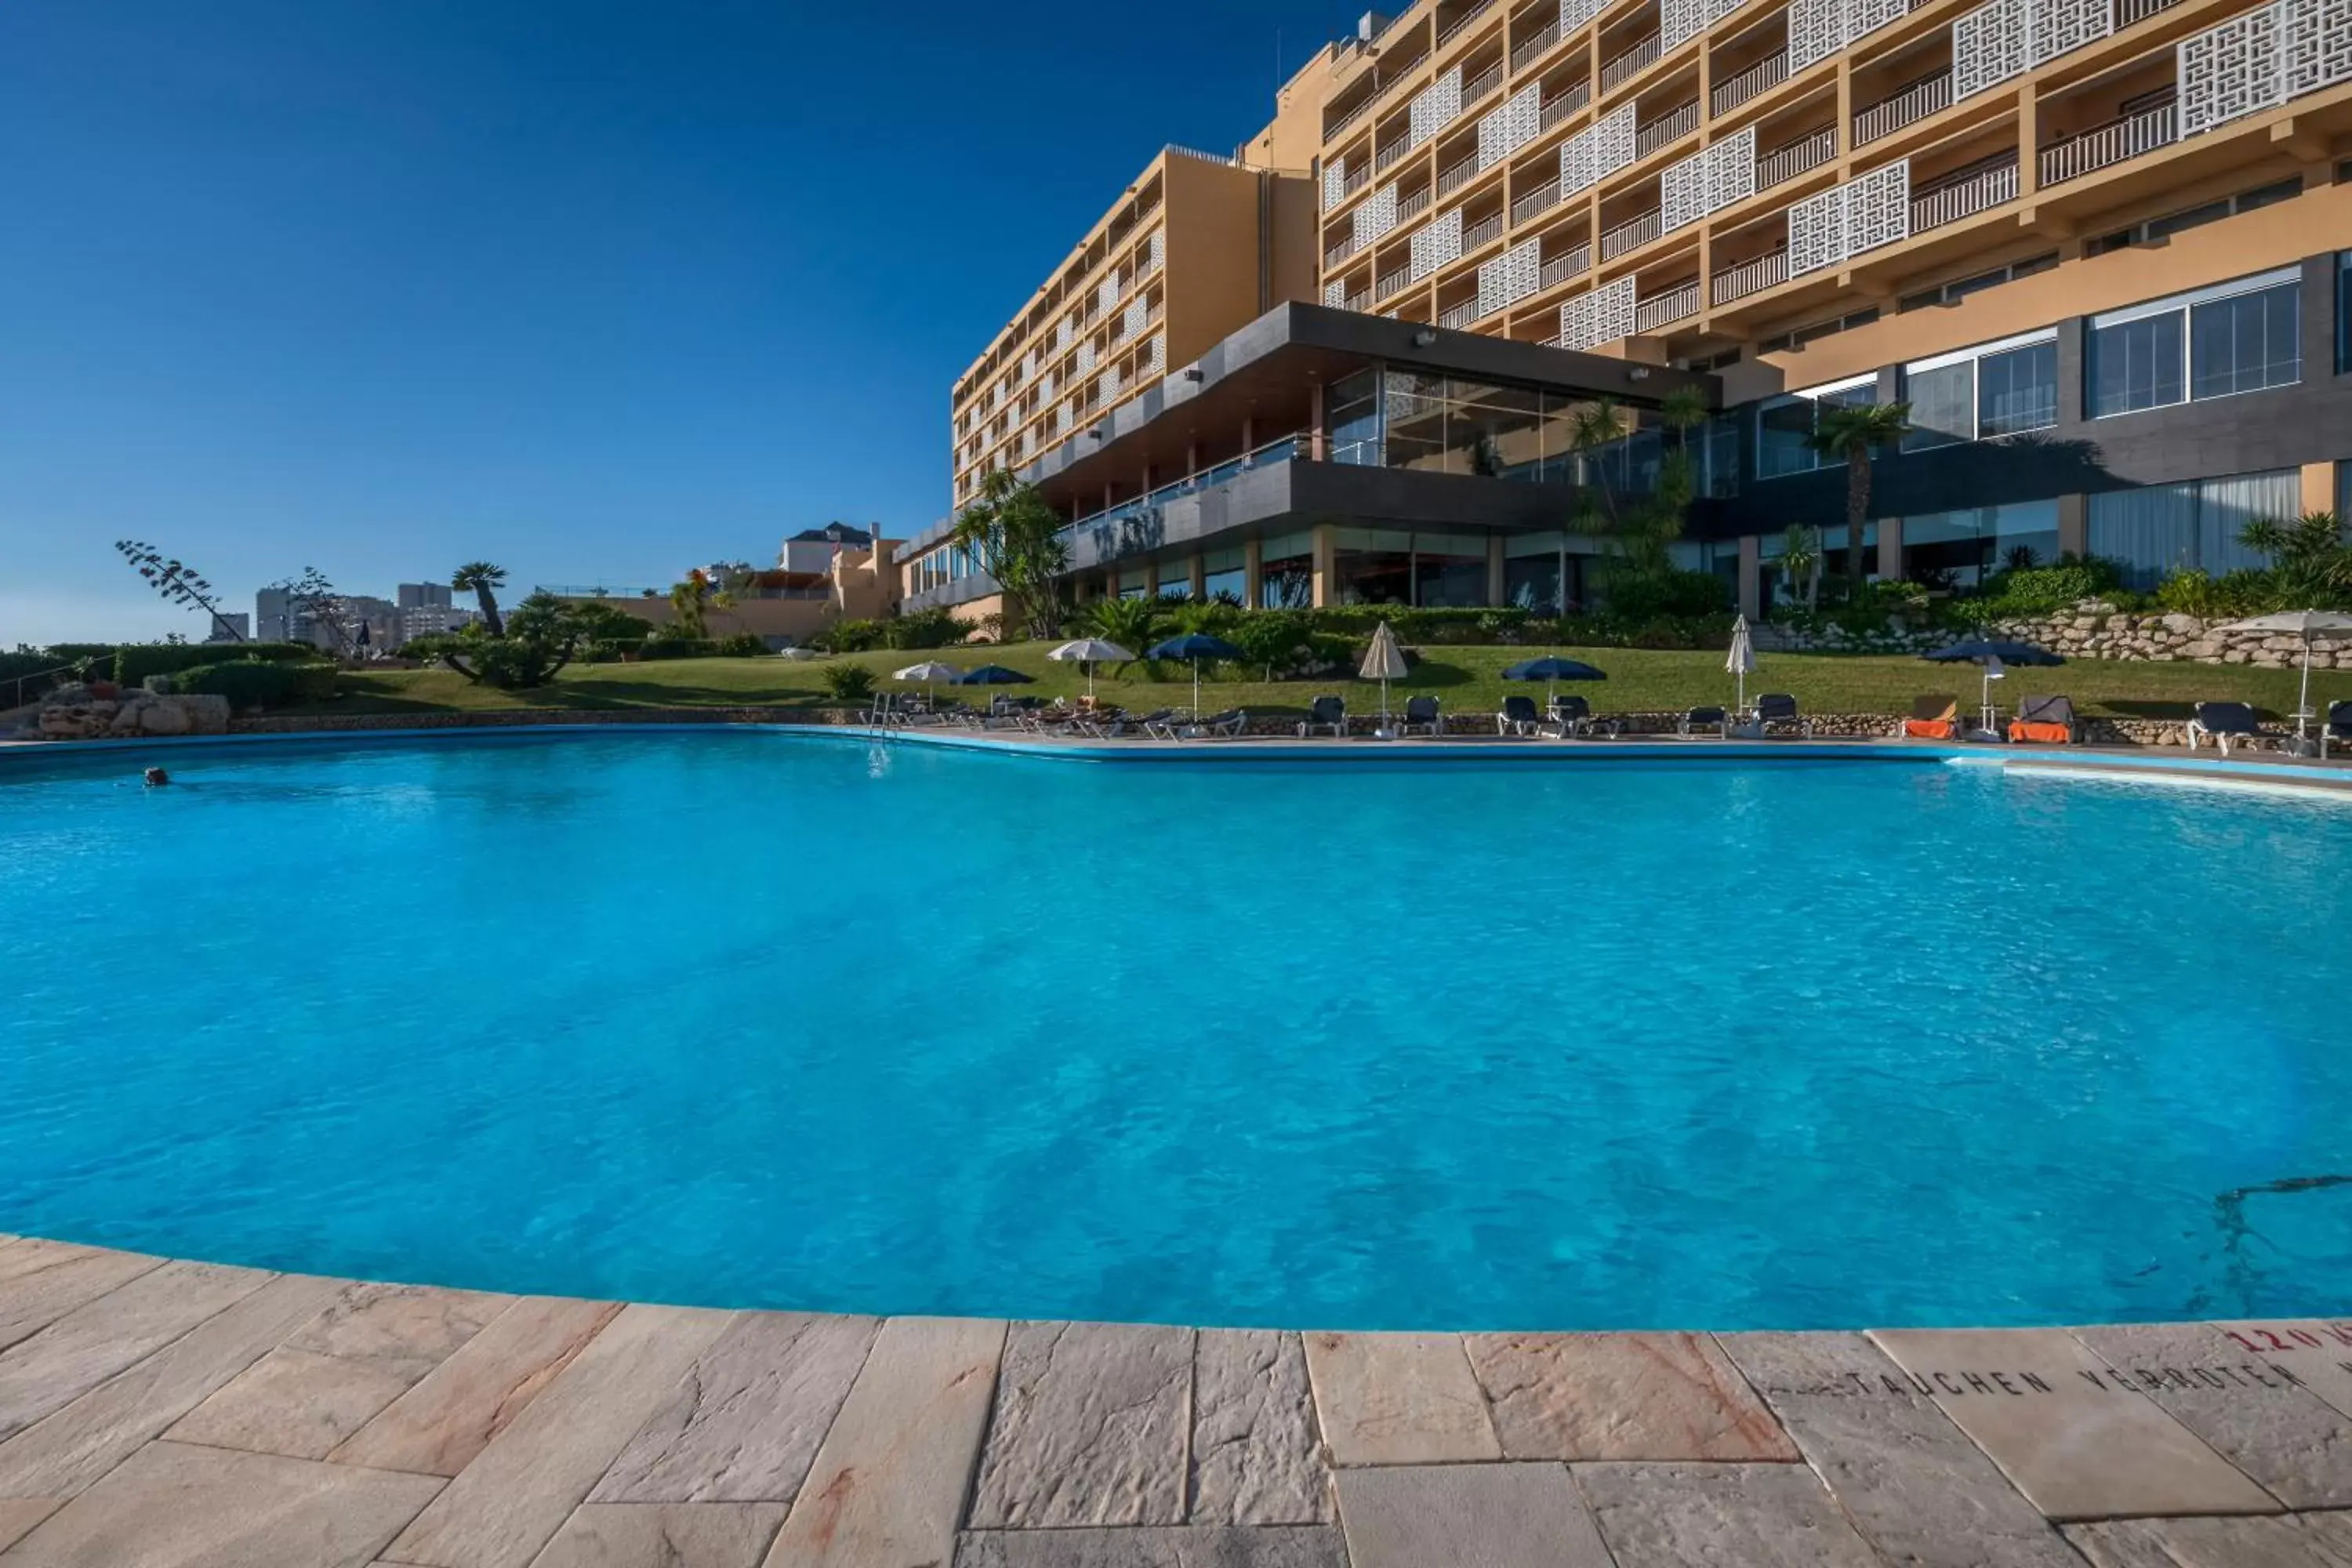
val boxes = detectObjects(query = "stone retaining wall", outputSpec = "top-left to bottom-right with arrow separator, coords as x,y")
1766,604 -> 2345,669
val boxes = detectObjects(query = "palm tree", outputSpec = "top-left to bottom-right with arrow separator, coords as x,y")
1806,403 -> 1912,584
452,563 -> 509,637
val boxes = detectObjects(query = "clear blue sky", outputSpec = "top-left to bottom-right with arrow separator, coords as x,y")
2,0 -> 1341,645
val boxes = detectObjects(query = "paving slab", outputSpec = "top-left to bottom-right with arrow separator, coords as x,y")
2071,1322 -> 2352,1509
530,1502 -> 789,1567
1189,1329 -> 1331,1526
0,1272 -> 347,1499
1463,1331 -> 1797,1462
763,1315 -> 1007,1568
953,1526 -> 1350,1567
0,1498 -> 60,1554
1574,1460 -> 1887,1568
1299,1332 -> 1500,1467
1720,1330 -> 2087,1568
2202,1323 -> 2352,1422
0,1260 -> 270,1446
590,1310 -> 877,1505
2064,1512 -> 2352,1566
1334,1462 -> 1615,1568
970,1320 -> 1194,1528
383,1302 -> 733,1568
1871,1327 -> 2282,1520
0,1243 -> 162,1356
0,1439 -> 441,1568
329,1296 -> 621,1477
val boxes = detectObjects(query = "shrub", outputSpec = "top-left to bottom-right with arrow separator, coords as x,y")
1973,555 -> 2127,618
172,659 -> 339,709
114,641 -> 321,686
639,634 -> 718,660
820,662 -> 876,701
2154,566 -> 2278,619
812,619 -> 887,654
1596,568 -> 1729,622
882,608 -> 971,650
713,633 -> 770,657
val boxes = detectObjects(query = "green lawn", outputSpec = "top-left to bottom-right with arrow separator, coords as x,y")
315,643 -> 2326,723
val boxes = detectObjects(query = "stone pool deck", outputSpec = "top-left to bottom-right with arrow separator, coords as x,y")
0,1239 -> 2349,1566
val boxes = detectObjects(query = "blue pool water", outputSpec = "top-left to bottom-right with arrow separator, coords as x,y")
3,731 -> 2350,1331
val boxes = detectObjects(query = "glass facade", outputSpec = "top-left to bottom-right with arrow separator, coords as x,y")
1900,501 -> 2062,588
2086,469 -> 2301,588
1259,531 -> 1313,609
1319,368 -> 1698,495
1904,334 -> 2057,449
2088,269 -> 2301,418
1201,547 -> 1246,603
1756,377 -> 1878,478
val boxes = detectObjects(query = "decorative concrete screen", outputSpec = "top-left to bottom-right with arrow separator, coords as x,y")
1356,183 -> 1399,245
2032,0 -> 2111,63
1710,125 -> 1759,210
1123,298 -> 1148,339
1098,276 -> 1120,314
1058,318 -> 1075,349
1663,128 -> 1758,233
1788,158 -> 1910,275
1411,67 -> 1465,147
1846,0 -> 1908,45
1478,238 -> 1543,318
2176,0 -> 2349,135
1788,183 -> 1848,276
1148,231 -> 1164,272
1480,84 -> 1543,169
1558,274 -> 1637,350
1323,159 -> 1348,209
1326,280 -> 1348,306
1410,206 -> 1466,281
1563,0 -> 1604,39
1077,341 -> 1098,372
1144,335 -> 1164,374
1955,0 -> 2111,96
1790,0 -> 1843,71
1664,0 -> 1711,49
1592,103 -> 1637,180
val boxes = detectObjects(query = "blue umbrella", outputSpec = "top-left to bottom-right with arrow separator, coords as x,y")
955,664 -> 1034,685
1145,633 -> 1243,719
1504,655 -> 1606,704
1922,640 -> 2063,666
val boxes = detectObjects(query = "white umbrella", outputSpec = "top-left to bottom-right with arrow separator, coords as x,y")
1046,638 -> 1133,699
1726,614 -> 1755,716
893,660 -> 960,710
2216,610 -> 2352,746
1359,621 -> 1407,731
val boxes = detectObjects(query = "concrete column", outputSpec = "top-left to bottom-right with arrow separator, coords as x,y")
1737,534 -> 1762,621
2056,493 -> 2088,557
1242,416 -> 1257,452
1877,517 -> 1904,581
1142,560 -> 1160,597
1103,482 -> 1116,513
1486,535 -> 1506,607
1243,537 -> 1265,607
1188,553 -> 1207,597
1310,382 -> 1328,461
1186,441 -> 1200,477
2301,459 -> 2336,515
1311,523 -> 1337,608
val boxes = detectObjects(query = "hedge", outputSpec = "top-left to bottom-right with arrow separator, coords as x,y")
115,641 -> 323,686
169,659 -> 340,709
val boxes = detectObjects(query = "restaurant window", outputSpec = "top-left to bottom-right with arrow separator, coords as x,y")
1901,500 -> 2061,589
2086,469 -> 2299,589
1901,331 -> 2058,450
2087,267 -> 2301,418
1328,370 -> 1384,465
1755,376 -> 1875,479
1259,531 -> 1313,608
1201,547 -> 1247,603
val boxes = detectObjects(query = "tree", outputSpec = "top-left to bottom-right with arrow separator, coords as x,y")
949,470 -> 1070,641
1568,397 -> 1696,583
1780,524 -> 1824,610
668,570 -> 716,640
426,593 -> 589,688
452,563 -> 509,637
1807,403 -> 1913,584
1082,594 -> 1160,661
270,567 -> 352,655
114,541 -> 243,640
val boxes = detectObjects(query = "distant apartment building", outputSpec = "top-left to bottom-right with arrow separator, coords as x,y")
902,0 -> 2352,619
203,612 -> 250,643
397,582 -> 454,610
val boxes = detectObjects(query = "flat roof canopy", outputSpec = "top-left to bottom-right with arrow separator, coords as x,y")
1024,303 -> 1723,515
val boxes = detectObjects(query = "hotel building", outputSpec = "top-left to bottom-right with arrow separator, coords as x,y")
905,0 -> 2352,619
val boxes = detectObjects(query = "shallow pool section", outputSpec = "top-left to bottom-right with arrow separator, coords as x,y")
4,731 -> 2349,1330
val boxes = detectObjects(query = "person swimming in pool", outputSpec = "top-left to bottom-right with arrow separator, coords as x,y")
143,768 -> 169,787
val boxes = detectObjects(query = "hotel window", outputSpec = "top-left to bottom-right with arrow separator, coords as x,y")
1259,532 -> 1314,609
1755,376 -> 1877,480
2084,177 -> 2302,256
1156,572 -> 1192,601
1328,370 -> 1385,466
1901,331 -> 2058,451
2087,469 -> 2300,589
1117,568 -> 1149,599
1896,252 -> 2057,314
1201,548 -> 1247,603
1900,500 -> 2061,589
2087,267 -> 2301,418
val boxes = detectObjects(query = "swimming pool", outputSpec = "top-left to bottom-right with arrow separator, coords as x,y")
3,730 -> 2348,1330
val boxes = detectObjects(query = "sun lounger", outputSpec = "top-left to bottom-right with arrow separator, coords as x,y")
1496,695 -> 1541,735
2006,695 -> 2077,746
1904,696 -> 1960,741
1400,695 -> 1442,738
1144,710 -> 1189,739
1196,709 -> 1247,738
1539,695 -> 1602,739
2186,701 -> 2261,755
1679,705 -> 1729,739
1104,707 -> 1171,738
2325,699 -> 2352,760
1753,693 -> 1812,739
1298,696 -> 1346,738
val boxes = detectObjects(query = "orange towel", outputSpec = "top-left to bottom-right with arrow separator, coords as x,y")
1904,719 -> 1957,739
2008,721 -> 2071,745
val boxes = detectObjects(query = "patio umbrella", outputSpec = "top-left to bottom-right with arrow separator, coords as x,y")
894,660 -> 960,709
2216,610 -> 2352,746
1046,637 -> 1134,699
955,664 -> 1033,685
1502,655 -> 1607,705
1358,621 -> 1407,729
1924,640 -> 2062,733
1726,615 -> 1755,715
1145,633 -> 1243,718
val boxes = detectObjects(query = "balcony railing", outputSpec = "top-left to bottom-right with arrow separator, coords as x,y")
1635,278 -> 1700,332
1439,298 -> 1478,328
1463,60 -> 1506,108
1854,71 -> 1953,144
1711,51 -> 1788,116
1399,186 -> 1434,222
1635,100 -> 1700,159
1377,264 -> 1414,298
1757,126 -> 1835,187
2115,0 -> 2186,24
1712,246 -> 1787,303
1327,96 -> 1375,142
1440,0 -> 1501,48
1345,289 -> 1374,311
2039,96 -> 2178,186
1541,82 -> 1592,129
1911,156 -> 2019,230
1512,176 -> 1563,223
1601,32 -> 1663,92
1325,233 -> 1365,267
1062,429 -> 1312,543
1439,153 -> 1484,196
1324,165 -> 1372,212
1600,206 -> 1663,259
1512,16 -> 1563,71
1376,136 -> 1416,173
1463,211 -> 1506,249
1539,241 -> 1592,289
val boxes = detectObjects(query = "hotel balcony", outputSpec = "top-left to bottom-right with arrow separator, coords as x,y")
1600,205 -> 1663,260
1376,261 -> 1415,299
1512,170 -> 1562,224
1711,242 -> 1788,305
1602,27 -> 1664,94
1909,151 -> 2020,232
1462,207 -> 1508,252
1375,129 -> 1418,174
1635,96 -> 1701,160
1634,274 -> 1701,332
1541,79 -> 1593,130
1756,125 -> 1836,188
1712,47 -> 1789,117
1511,6 -> 1563,72
1324,163 -> 1373,212
1538,238 -> 1593,290
1853,69 -> 1953,144
2040,93 -> 2177,185
1398,183 -> 1435,223
2037,60 -> 2180,187
1439,0 -> 1504,49
1438,147 -> 1486,198
1708,5 -> 1792,118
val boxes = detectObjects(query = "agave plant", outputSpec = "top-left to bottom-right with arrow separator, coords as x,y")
1083,593 -> 1161,655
